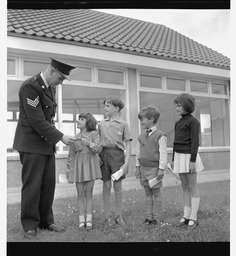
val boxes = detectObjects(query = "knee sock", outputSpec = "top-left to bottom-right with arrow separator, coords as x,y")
189,197 -> 200,221
115,191 -> 123,217
183,206 -> 192,220
145,196 -> 153,220
103,190 -> 111,218
153,199 -> 162,221
79,215 -> 85,227
86,214 -> 92,226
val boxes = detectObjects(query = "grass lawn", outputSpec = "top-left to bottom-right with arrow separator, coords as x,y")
7,180 -> 230,243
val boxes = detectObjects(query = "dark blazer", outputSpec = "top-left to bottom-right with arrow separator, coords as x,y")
13,73 -> 63,155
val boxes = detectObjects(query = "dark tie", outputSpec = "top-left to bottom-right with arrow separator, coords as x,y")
146,129 -> 152,136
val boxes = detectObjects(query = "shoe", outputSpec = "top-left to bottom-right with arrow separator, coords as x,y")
115,215 -> 126,226
151,219 -> 159,225
85,221 -> 93,231
187,219 -> 199,230
143,219 -> 153,225
103,216 -> 116,230
47,223 -> 66,232
24,230 -> 36,239
79,222 -> 86,231
176,217 -> 189,227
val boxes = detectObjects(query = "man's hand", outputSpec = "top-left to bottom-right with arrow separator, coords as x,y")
61,135 -> 76,145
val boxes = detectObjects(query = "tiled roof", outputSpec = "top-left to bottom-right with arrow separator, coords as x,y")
7,9 -> 230,69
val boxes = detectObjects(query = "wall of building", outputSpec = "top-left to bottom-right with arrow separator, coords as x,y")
7,150 -> 230,188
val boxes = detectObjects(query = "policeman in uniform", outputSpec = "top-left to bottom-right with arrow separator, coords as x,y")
13,58 -> 77,239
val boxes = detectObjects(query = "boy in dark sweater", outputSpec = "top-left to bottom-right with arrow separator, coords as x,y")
135,106 -> 167,225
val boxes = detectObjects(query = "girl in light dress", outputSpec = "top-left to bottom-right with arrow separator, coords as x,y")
67,113 -> 102,231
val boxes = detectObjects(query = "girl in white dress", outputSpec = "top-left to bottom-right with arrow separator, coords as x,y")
67,113 -> 102,231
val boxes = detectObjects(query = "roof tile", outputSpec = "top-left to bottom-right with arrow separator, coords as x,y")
7,9 -> 230,69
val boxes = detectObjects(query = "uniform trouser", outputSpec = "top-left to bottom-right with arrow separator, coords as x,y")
19,152 -> 56,232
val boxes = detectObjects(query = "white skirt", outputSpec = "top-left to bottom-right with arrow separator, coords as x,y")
173,152 -> 204,173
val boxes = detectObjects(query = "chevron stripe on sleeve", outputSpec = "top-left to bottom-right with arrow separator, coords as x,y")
27,96 -> 39,107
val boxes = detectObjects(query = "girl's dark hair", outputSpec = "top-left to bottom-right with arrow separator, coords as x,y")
103,95 -> 124,111
78,113 -> 97,131
138,106 -> 160,124
174,93 -> 196,113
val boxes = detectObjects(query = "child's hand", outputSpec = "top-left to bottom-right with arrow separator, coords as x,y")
81,138 -> 90,147
157,169 -> 164,181
189,161 -> 196,173
135,166 -> 141,179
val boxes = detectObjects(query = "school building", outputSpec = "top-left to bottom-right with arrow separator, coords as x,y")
7,9 -> 230,188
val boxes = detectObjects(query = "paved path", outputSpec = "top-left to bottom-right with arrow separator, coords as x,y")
7,169 -> 230,204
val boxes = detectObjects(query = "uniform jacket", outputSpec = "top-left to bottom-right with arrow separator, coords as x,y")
13,73 -> 63,155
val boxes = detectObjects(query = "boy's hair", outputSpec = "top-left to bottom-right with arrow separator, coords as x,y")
103,95 -> 124,111
78,113 -> 97,132
174,93 -> 196,113
138,106 -> 160,124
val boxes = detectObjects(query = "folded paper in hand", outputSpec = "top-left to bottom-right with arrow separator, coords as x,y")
148,177 -> 162,188
167,163 -> 181,184
59,174 -> 68,183
111,169 -> 124,181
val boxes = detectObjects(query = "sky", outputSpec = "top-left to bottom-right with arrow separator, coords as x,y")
95,9 -> 231,58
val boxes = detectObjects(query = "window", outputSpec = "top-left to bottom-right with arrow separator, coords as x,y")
62,85 -> 126,151
23,60 -> 48,76
139,92 -> 230,147
98,69 -> 124,85
7,80 -> 22,150
7,59 -> 16,75
167,77 -> 186,91
190,80 -> 208,93
140,74 -> 162,89
70,67 -> 92,82
212,83 -> 227,95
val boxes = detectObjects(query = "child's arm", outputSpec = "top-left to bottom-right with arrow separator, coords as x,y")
157,135 -> 168,180
135,140 -> 141,179
67,142 -> 76,170
81,132 -> 102,154
121,139 -> 132,175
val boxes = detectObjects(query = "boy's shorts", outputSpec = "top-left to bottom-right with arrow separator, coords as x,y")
100,147 -> 125,181
140,166 -> 162,189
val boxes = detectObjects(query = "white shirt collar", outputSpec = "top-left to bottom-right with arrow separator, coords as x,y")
40,72 -> 50,88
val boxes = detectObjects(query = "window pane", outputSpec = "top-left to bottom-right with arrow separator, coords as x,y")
194,97 -> 230,146
24,61 -> 48,76
7,59 -> 16,75
7,80 -> 22,150
140,74 -> 162,89
98,69 -> 124,85
167,77 -> 186,91
139,92 -> 178,147
139,92 -> 230,147
70,67 -> 92,82
62,85 -> 126,142
190,80 -> 208,93
212,83 -> 227,95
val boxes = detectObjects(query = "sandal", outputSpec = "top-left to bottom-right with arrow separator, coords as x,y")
187,219 -> 199,230
79,222 -> 85,230
85,221 -> 93,231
